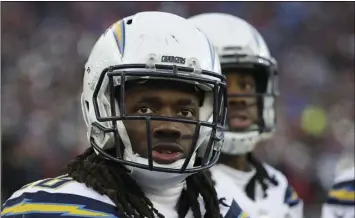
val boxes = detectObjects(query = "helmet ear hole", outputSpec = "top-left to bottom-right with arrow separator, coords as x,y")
81,93 -> 90,127
85,101 -> 90,110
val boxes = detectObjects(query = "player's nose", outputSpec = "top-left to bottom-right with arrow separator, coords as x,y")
153,122 -> 182,140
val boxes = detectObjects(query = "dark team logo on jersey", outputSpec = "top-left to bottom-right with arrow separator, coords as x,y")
161,56 -> 186,64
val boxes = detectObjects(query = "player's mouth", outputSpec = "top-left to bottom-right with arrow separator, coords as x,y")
228,111 -> 252,130
152,143 -> 184,164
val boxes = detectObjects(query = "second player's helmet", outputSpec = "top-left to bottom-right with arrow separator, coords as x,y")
189,13 -> 278,154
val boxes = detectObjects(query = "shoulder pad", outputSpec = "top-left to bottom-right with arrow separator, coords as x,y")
263,164 -> 302,207
263,163 -> 287,186
2,175 -> 117,217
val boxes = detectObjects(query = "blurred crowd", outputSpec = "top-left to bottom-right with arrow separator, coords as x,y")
1,2 -> 354,217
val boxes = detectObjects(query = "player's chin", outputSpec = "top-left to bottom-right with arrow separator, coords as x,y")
230,121 -> 259,132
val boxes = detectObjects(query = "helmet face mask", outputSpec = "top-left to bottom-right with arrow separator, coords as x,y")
85,62 -> 226,174
222,55 -> 278,134
220,53 -> 278,155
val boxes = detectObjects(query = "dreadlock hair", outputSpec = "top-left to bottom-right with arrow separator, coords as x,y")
244,152 -> 279,200
66,147 -> 222,218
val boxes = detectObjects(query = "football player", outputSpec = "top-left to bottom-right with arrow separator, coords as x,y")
1,12 -> 249,218
322,147 -> 354,218
189,13 -> 304,218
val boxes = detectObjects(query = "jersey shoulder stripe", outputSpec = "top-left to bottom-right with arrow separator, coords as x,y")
2,191 -> 118,218
5,175 -> 114,206
2,175 -> 118,218
326,180 -> 355,206
284,184 -> 302,207
224,200 -> 250,218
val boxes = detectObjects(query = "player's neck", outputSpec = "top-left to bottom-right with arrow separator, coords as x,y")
129,166 -> 188,191
222,154 -> 253,172
130,168 -> 186,215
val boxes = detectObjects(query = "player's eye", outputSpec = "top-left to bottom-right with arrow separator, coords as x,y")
137,107 -> 154,114
177,109 -> 195,118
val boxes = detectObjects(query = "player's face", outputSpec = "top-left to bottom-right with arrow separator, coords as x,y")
226,71 -> 259,131
122,81 -> 200,165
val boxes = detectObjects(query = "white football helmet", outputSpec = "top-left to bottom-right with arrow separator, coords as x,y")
189,13 -> 278,155
81,11 -> 226,174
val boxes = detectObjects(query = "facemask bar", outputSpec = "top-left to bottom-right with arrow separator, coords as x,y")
221,54 -> 278,134
91,63 -> 227,174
